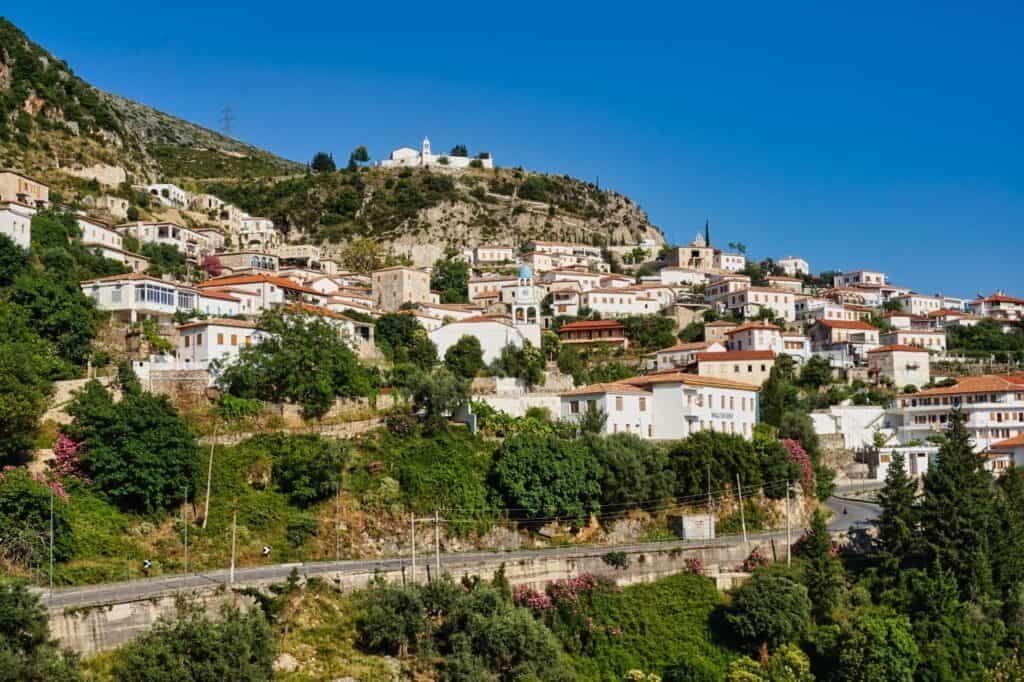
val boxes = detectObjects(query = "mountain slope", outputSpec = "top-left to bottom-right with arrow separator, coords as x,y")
1,17 -> 663,258
0,17 -> 301,182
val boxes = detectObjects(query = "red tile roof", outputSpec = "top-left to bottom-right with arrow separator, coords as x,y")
724,322 -> 781,335
198,274 -> 321,296
990,434 -> 1024,450
908,375 -> 1024,397
561,382 -> 651,396
178,318 -> 256,331
657,341 -> 715,353
199,290 -> 240,302
619,372 -> 761,392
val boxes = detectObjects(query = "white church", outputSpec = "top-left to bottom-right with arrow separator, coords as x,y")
379,137 -> 494,170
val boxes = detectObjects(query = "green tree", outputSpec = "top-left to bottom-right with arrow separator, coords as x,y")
493,340 -> 545,387
7,267 -> 100,367
409,367 -> 469,432
310,151 -> 336,173
727,570 -> 811,659
356,581 -> 425,657
802,509 -> 843,621
430,250 -> 470,303
0,581 -> 82,681
347,145 -> 370,171
140,243 -> 187,278
110,604 -> 274,681
216,310 -> 375,418
0,469 -> 74,564
919,409 -> 996,598
588,433 -> 674,510
619,315 -> 676,350
0,233 -> 28,286
993,469 -> 1024,607
0,304 -> 60,464
799,355 -> 833,389
408,328 -> 439,369
873,450 -> 919,569
489,432 -> 602,522
375,312 -> 420,358
759,355 -> 800,427
450,144 -> 468,157
339,237 -> 384,273
268,434 -> 349,506
540,329 -> 560,361
665,431 -> 762,498
65,381 -> 200,513
838,613 -> 920,682
445,335 -> 485,379
556,344 -> 584,382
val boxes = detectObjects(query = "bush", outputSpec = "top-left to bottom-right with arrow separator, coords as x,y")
0,468 -> 75,564
263,434 -> 349,506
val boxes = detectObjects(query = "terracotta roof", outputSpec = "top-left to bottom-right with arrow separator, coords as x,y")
973,293 -> 1024,305
285,302 -> 355,322
766,275 -> 802,282
697,350 -> 777,362
178,318 -> 256,331
619,372 -> 761,392
199,290 -> 240,302
544,268 -> 604,277
868,344 -> 931,354
814,319 -> 879,331
447,315 -> 507,325
79,273 -> 197,290
990,434 -> 1024,450
705,320 -> 739,328
561,382 -> 651,397
657,341 -> 714,353
198,274 -> 321,296
422,303 -> 485,312
469,275 -> 517,283
558,320 -> 626,332
586,287 -> 640,295
731,286 -> 797,296
372,265 -> 427,274
724,322 -> 781,335
883,328 -> 944,335
908,375 -> 1024,398
927,308 -> 968,318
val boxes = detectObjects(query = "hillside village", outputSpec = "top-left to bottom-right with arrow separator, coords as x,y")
3,164 -> 1023,484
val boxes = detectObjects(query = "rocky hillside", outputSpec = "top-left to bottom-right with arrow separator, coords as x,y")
0,17 -> 300,186
204,166 -> 664,265
1,17 -> 663,259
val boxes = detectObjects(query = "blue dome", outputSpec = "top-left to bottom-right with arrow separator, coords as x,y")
518,265 -> 533,279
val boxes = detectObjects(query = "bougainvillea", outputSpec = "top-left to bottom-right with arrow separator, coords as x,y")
781,438 -> 814,494
740,546 -> 771,572
52,433 -> 91,484
512,584 -> 553,612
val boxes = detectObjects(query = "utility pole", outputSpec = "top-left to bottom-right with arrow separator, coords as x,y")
706,462 -> 713,538
229,510 -> 237,585
410,513 -> 416,585
48,487 -> 54,602
785,480 -> 792,568
335,476 -> 341,564
736,473 -> 747,544
183,486 -> 189,579
434,511 -> 441,580
202,422 -> 218,529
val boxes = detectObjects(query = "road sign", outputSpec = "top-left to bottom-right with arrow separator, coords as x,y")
142,560 -> 152,570
262,546 -> 271,557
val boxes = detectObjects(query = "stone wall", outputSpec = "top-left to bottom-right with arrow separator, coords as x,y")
142,370 -> 211,410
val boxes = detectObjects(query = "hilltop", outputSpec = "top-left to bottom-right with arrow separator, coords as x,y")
0,17 -> 663,258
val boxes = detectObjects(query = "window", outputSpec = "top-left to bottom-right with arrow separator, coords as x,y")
217,333 -> 224,345
639,397 -> 646,412
570,401 -> 580,414
184,336 -> 190,348
111,285 -> 122,303
231,335 -> 238,346
197,333 -> 202,345
615,396 -> 623,411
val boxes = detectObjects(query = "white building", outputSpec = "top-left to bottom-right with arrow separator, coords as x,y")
714,251 -> 746,273
196,274 -> 326,314
561,373 -> 760,440
886,375 -> 1024,453
581,288 -> 660,317
469,275 -> 519,304
968,292 -> 1024,322
720,287 -> 797,323
989,434 -> 1024,470
380,137 -> 494,169
654,341 -> 725,371
471,244 -> 515,265
139,183 -> 188,207
419,302 -> 486,322
833,270 -> 887,288
80,273 -> 199,323
177,318 -> 266,369
780,331 -> 812,365
724,322 -> 783,353
429,315 -> 541,364
117,222 -> 211,261
705,274 -> 752,302
879,329 -> 947,353
867,344 -> 931,389
540,269 -> 605,292
197,290 -> 243,317
0,201 -> 34,250
659,267 -> 708,287
778,256 -> 809,277
891,293 -> 944,317
238,218 -> 280,250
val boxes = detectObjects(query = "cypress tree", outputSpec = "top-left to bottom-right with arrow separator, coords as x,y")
802,509 -> 843,621
919,409 -> 995,600
873,450 -> 919,570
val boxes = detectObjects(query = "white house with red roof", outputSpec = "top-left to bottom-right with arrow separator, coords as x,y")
655,341 -> 726,371
891,293 -> 944,317
720,286 -> 797,323
808,319 -> 880,362
969,292 -> 1024,322
561,373 -> 760,440
833,269 -> 887,288
988,433 -> 1024,470
886,374 -> 1024,453
581,287 -> 660,317
197,274 -> 326,313
696,350 -> 778,387
879,328 -> 947,353
80,273 -> 199,323
176,318 -> 266,370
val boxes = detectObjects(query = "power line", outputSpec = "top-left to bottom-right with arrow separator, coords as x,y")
221,105 -> 234,136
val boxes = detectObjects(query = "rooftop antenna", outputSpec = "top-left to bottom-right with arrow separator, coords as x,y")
220,105 -> 234,136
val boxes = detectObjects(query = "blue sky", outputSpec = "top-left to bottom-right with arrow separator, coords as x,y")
7,2 -> 1022,296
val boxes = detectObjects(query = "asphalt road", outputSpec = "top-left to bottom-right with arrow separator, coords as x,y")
40,496 -> 878,611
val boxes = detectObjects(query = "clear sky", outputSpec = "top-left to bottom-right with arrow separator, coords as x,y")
6,2 -> 1022,296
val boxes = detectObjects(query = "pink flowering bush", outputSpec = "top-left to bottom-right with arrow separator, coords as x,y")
513,584 -> 553,612
781,438 -> 814,494
740,547 -> 771,572
52,434 -> 91,484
